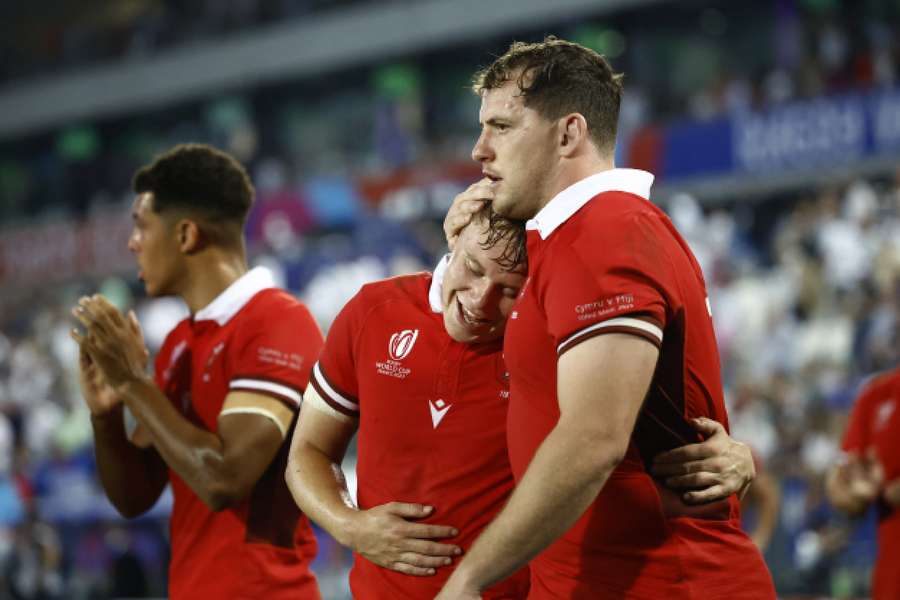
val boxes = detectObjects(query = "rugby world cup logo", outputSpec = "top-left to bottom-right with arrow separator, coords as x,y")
388,329 -> 419,361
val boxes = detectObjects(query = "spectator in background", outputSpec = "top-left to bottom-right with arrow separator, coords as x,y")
826,365 -> 900,599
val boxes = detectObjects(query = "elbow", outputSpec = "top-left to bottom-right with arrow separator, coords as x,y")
115,504 -> 148,520
200,466 -> 247,512
203,482 -> 243,512
593,442 -> 628,477
580,431 -> 629,480
111,496 -> 153,520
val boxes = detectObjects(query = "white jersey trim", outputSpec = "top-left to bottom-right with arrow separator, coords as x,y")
428,254 -> 450,314
304,385 -> 356,424
526,168 -> 655,240
219,406 -> 288,438
230,378 -> 303,407
557,316 -> 664,354
194,266 -> 276,325
313,362 -> 359,412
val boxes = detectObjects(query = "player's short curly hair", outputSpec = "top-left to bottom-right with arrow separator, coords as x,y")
133,143 -> 254,226
472,203 -> 527,273
473,36 -> 623,154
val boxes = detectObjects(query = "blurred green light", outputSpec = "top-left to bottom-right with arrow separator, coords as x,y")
56,125 -> 100,162
373,63 -> 422,99
572,26 -> 626,59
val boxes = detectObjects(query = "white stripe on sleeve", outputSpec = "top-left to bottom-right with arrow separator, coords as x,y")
229,378 -> 303,406
557,316 -> 663,353
312,362 -> 359,412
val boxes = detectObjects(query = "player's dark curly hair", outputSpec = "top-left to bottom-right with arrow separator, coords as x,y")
473,203 -> 527,273
133,143 -> 254,228
473,36 -> 623,154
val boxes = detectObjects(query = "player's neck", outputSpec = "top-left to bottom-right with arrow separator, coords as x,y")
180,250 -> 249,314
539,154 -> 615,213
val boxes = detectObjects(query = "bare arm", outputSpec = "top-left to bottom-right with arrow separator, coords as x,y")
286,393 -> 460,576
74,295 -> 286,512
71,321 -> 167,518
91,403 -> 169,518
743,469 -> 780,551
436,334 -> 658,598
120,380 -> 286,511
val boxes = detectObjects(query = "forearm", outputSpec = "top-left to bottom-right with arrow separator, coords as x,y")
749,475 -> 780,550
286,440 -> 357,547
452,424 -> 622,591
118,376 -> 233,510
90,405 -> 166,517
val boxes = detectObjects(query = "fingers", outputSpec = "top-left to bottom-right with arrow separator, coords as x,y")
404,538 -> 462,557
652,455 -> 723,477
386,502 -> 434,519
383,502 -> 459,539
682,484 -> 728,505
398,551 -> 452,568
388,561 -> 437,577
689,417 -> 725,438
72,302 -> 103,335
443,180 -> 494,249
69,327 -> 85,346
128,310 -> 145,342
652,442 -> 717,466
665,471 -> 720,490
403,522 -> 459,540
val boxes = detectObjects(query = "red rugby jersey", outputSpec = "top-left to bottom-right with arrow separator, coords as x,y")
842,367 -> 900,600
153,267 -> 322,599
503,169 -> 774,599
309,267 -> 529,600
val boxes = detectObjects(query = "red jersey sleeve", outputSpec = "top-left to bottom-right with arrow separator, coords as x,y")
308,290 -> 367,418
543,211 -> 668,356
842,379 -> 877,453
228,297 -> 324,411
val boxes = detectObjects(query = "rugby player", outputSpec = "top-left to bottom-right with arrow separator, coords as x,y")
827,366 -> 900,599
287,192 -> 758,599
436,38 -> 776,599
71,144 -> 323,599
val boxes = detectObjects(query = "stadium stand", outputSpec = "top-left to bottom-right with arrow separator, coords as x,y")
0,0 -> 898,597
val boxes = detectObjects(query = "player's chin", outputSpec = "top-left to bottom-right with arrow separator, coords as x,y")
141,278 -> 161,297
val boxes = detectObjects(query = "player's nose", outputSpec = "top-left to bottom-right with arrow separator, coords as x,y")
471,132 -> 493,163
468,281 -> 496,314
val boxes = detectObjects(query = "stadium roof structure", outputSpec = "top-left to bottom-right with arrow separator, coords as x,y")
0,0 -> 660,139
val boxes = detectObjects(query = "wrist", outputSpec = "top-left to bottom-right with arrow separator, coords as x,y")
335,506 -> 363,549
90,403 -> 124,421
116,374 -> 156,403
446,562 -> 483,594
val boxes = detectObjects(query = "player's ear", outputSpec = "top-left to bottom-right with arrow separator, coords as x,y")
557,113 -> 588,158
176,219 -> 203,254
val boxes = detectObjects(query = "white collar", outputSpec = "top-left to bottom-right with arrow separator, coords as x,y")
525,168 -> 654,240
428,255 -> 450,314
194,266 -> 276,325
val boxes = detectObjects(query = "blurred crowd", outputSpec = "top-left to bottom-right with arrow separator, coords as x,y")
1,0 -> 899,598
0,171 -> 897,597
